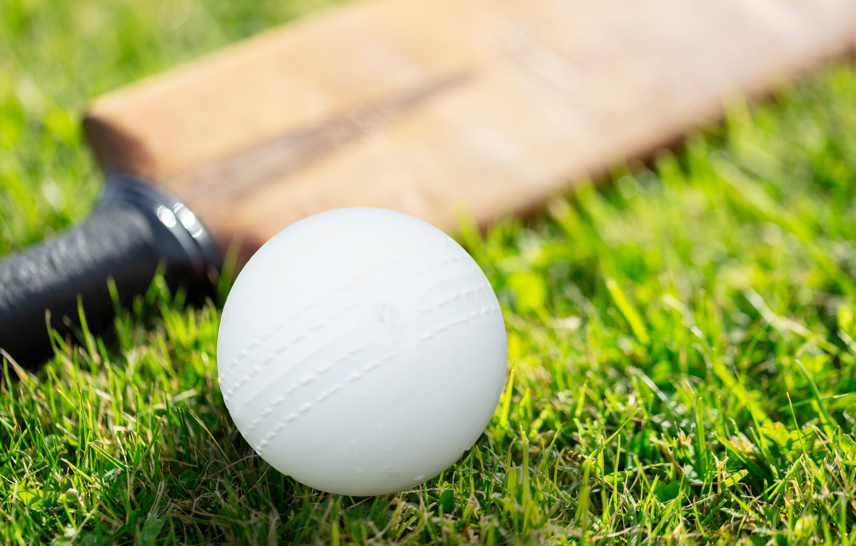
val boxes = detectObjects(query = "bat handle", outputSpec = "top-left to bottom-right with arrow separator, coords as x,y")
0,175 -> 221,369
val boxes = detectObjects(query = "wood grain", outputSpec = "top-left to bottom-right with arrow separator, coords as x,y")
84,0 -> 856,256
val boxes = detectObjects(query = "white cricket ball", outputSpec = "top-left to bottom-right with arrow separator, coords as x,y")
217,208 -> 507,496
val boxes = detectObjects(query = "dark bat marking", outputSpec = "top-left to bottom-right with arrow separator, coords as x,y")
171,71 -> 474,203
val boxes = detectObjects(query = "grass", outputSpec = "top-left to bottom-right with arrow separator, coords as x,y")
3,0 -> 856,544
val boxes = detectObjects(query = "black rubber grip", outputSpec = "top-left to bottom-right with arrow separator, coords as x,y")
0,207 -> 163,367
0,175 -> 221,369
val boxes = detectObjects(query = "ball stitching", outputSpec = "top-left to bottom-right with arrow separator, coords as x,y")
250,304 -> 502,455
222,238 -> 454,377
222,246 -> 472,396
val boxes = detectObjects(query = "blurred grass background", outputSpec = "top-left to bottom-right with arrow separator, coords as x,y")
3,0 -> 856,544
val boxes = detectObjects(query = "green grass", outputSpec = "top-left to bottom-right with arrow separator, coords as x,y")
3,0 -> 856,544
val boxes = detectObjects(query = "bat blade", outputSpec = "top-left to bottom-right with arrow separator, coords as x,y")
84,0 -> 856,257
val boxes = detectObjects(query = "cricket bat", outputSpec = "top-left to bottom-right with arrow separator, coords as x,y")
1,0 -> 855,368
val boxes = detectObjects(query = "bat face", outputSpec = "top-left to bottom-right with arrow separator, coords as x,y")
83,0 -> 856,261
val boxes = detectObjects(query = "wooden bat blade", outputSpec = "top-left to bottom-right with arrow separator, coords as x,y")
84,0 -> 856,256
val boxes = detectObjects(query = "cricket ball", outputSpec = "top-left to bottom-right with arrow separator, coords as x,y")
217,208 -> 507,496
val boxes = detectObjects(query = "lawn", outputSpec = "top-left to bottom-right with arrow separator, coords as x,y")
3,0 -> 856,544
